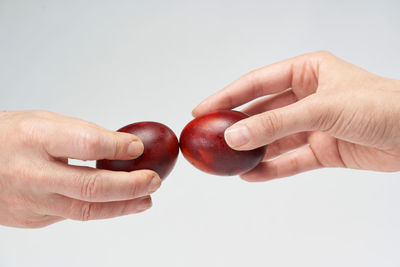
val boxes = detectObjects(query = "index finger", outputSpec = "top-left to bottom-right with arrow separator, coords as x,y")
192,51 -> 325,117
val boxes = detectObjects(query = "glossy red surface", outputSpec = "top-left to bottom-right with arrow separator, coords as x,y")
96,122 -> 179,180
180,110 -> 267,176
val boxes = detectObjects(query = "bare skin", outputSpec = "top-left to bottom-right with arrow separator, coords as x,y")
2,52 -> 399,228
193,51 -> 400,181
0,110 -> 161,228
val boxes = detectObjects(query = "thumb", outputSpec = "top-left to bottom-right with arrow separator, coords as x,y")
97,130 -> 145,160
224,97 -> 323,150
45,124 -> 144,161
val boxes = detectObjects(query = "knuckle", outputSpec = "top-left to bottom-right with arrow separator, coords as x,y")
111,133 -> 121,159
15,117 -> 42,145
79,202 -> 95,221
301,96 -> 327,130
119,201 -> 132,216
288,154 -> 300,175
220,89 -> 235,110
129,170 -> 154,197
81,172 -> 103,201
128,176 -> 139,197
308,99 -> 335,131
312,50 -> 334,58
14,111 -> 57,147
268,163 -> 280,178
244,71 -> 265,99
78,131 -> 102,156
259,112 -> 282,140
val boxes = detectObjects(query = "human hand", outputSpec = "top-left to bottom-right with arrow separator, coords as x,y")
193,51 -> 400,181
0,110 -> 161,228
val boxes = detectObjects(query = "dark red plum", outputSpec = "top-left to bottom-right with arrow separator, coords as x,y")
97,122 -> 179,180
180,110 -> 267,176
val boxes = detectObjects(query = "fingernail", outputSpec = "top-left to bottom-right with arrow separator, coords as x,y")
148,175 -> 161,194
137,197 -> 152,211
128,141 -> 144,157
224,125 -> 250,148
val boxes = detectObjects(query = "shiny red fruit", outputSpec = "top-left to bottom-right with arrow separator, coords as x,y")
180,110 -> 267,176
96,122 -> 179,180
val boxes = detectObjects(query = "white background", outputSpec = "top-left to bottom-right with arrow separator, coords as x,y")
1,1 -> 400,266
